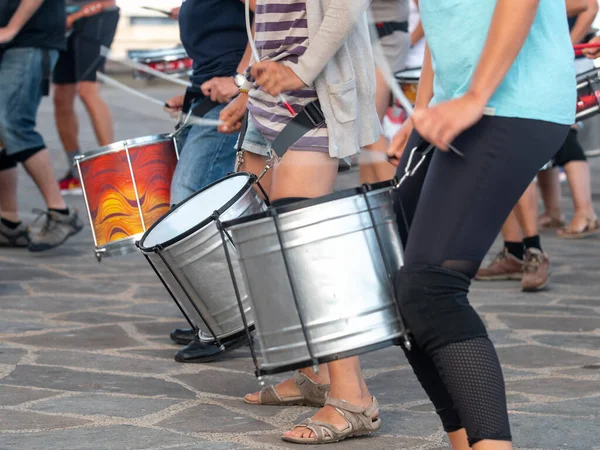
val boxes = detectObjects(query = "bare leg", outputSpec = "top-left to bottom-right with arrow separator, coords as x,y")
22,151 -> 67,210
500,210 -> 523,243
561,161 -> 598,231
53,84 -> 80,153
78,81 -> 114,146
472,441 -> 512,450
238,151 -> 273,200
448,429 -> 471,450
0,168 -> 20,222
513,182 -> 538,239
360,68 -> 395,184
536,168 -> 564,226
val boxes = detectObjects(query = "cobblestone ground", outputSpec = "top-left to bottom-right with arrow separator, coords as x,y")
1,83 -> 599,450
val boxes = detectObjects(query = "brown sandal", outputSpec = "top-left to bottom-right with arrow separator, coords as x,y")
539,215 -> 565,230
557,218 -> 600,239
244,371 -> 330,407
281,395 -> 381,444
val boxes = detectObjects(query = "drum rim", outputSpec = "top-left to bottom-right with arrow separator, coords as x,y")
75,134 -> 174,162
394,67 -> 421,81
138,172 -> 257,251
222,179 -> 396,229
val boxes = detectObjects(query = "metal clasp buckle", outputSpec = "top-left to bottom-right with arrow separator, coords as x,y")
304,101 -> 325,128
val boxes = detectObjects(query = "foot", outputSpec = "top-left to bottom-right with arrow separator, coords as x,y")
170,328 -> 195,345
282,395 -> 378,441
539,212 -> 565,229
521,248 -> 550,292
475,249 -> 523,281
244,369 -> 330,404
0,221 -> 30,247
174,333 -> 248,363
28,209 -> 84,252
557,213 -> 600,238
58,172 -> 82,195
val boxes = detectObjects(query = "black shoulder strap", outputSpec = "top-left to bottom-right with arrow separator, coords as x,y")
270,100 -> 325,159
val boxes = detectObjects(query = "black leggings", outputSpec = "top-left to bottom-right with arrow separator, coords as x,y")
393,116 -> 568,445
553,128 -> 587,167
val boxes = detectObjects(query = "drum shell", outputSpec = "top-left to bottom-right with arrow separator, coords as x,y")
228,187 -> 404,373
140,182 -> 265,340
576,68 -> 600,121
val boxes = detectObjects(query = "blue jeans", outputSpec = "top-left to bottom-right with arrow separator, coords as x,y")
171,104 -> 239,204
0,47 -> 58,156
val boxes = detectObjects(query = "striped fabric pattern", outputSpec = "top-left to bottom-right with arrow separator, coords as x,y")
248,0 -> 328,152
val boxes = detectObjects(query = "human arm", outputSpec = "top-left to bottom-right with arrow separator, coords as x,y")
0,0 -> 44,44
570,0 -> 598,44
169,7 -> 181,19
566,0 -> 589,16
410,0 -> 424,46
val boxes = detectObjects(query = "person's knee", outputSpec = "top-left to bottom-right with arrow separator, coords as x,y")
395,264 -> 487,353
77,82 -> 101,105
53,84 -> 77,112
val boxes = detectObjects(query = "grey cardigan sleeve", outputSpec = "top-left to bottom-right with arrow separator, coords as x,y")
291,0 -> 371,86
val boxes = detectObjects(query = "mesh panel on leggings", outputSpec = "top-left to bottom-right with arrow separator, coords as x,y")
432,337 -> 512,444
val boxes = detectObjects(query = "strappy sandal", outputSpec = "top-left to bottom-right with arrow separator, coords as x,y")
244,371 -> 330,407
557,218 -> 600,240
539,215 -> 565,230
281,395 -> 381,444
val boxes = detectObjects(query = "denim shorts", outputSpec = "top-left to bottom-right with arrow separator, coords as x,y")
0,47 -> 58,156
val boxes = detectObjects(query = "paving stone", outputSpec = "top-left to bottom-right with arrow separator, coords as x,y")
124,348 -> 179,360
510,413 -> 599,449
532,333 -> 600,351
506,377 -> 600,399
558,297 -> 600,308
5,325 -> 138,350
0,425 -> 200,450
552,272 -> 600,286
0,385 -> 60,406
29,393 -> 180,418
109,302 -> 184,319
497,315 -> 600,332
134,285 -> 174,301
251,434 -> 431,449
174,369 -> 262,398
53,311 -> 152,325
215,397 -> 288,418
0,319 -> 48,334
157,403 -> 275,433
0,295 -> 125,313
477,304 -> 598,316
515,396 -> 600,417
0,283 -> 26,296
134,321 -> 189,337
366,369 -> 429,405
1,365 -> 196,399
27,280 -> 131,296
375,411 -> 442,437
0,267 -> 69,282
0,346 -> 25,364
360,345 -> 410,371
0,409 -> 90,431
35,350 -> 178,374
487,330 -> 527,346
497,345 -> 592,369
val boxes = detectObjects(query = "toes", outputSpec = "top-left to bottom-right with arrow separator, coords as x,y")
244,392 -> 259,403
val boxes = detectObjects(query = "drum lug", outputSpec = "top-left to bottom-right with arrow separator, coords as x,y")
403,336 -> 412,351
95,252 -> 102,263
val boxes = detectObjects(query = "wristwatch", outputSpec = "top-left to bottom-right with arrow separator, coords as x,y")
234,73 -> 252,94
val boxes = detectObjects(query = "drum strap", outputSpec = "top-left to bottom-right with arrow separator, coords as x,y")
271,100 -> 325,159
41,49 -> 51,97
182,89 -> 219,116
375,21 -> 409,39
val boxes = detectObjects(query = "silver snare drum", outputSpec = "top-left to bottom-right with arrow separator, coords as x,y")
137,173 -> 266,344
222,181 -> 407,376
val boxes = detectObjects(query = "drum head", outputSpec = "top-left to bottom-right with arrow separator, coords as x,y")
140,173 -> 253,249
395,68 -> 421,81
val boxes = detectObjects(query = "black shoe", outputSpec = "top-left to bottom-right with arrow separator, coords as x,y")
170,328 -> 196,346
174,334 -> 249,363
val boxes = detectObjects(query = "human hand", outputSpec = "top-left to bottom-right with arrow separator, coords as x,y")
0,26 -> 17,44
164,94 -> 185,119
583,36 -> 600,59
218,93 -> 249,134
410,93 -> 485,151
387,120 -> 414,166
169,7 -> 181,19
250,61 -> 305,97
201,77 -> 239,103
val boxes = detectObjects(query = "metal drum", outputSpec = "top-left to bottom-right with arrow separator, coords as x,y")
75,134 -> 179,260
395,68 -> 421,107
127,46 -> 193,80
576,67 -> 600,121
137,173 -> 266,344
222,181 -> 406,376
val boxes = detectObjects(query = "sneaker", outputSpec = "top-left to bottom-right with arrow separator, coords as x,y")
475,249 -> 523,281
0,221 -> 30,247
28,209 -> 84,252
521,248 -> 550,292
58,172 -> 82,195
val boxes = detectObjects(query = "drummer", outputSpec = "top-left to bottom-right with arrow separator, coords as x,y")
387,0 -> 575,448
360,0 -> 411,184
219,0 -> 382,444
163,0 -> 253,364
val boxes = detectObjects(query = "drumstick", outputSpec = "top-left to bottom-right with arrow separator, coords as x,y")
574,42 -> 600,49
141,6 -> 172,16
100,46 -> 192,88
96,72 -> 167,107
244,0 -> 296,116
186,116 -> 224,128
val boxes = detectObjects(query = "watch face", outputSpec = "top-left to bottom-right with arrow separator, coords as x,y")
234,74 -> 247,88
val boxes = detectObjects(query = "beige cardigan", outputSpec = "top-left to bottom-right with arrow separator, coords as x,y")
290,0 -> 381,158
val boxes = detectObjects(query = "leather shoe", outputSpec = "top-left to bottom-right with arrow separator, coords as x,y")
170,328 -> 195,346
174,333 -> 248,363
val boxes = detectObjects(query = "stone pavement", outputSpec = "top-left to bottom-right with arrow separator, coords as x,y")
1,83 -> 600,450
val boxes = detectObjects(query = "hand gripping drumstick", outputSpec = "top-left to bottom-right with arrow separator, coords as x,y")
244,0 -> 296,116
574,42 -> 600,57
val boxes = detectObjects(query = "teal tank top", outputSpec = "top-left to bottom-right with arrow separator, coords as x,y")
420,0 -> 576,125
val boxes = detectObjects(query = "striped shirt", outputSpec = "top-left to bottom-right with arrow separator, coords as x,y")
247,0 -> 328,152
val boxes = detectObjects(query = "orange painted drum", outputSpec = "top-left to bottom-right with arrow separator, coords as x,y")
75,134 -> 178,259
395,68 -> 421,107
